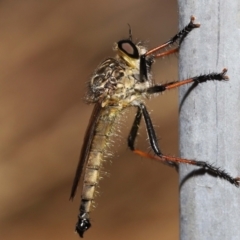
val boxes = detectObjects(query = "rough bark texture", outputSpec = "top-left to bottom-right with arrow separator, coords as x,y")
178,1 -> 240,240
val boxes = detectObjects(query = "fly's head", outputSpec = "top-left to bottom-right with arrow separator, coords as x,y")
114,38 -> 155,85
86,34 -> 155,107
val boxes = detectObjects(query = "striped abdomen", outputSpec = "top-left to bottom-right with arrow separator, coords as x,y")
76,105 -> 122,237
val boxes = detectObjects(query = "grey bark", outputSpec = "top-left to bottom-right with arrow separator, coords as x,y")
178,1 -> 240,240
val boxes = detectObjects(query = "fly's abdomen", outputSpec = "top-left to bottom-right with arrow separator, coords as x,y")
76,106 -> 121,237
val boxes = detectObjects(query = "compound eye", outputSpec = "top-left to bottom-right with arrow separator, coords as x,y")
117,40 -> 139,59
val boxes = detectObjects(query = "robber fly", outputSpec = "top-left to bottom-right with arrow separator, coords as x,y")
70,16 -> 240,238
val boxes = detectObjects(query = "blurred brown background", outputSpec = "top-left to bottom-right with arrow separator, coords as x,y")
0,1 -> 180,239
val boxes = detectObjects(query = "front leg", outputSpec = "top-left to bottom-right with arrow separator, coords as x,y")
145,16 -> 200,58
140,16 -> 200,82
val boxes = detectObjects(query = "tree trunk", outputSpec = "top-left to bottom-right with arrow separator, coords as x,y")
178,1 -> 240,240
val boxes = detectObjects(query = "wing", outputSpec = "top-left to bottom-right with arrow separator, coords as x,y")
70,102 -> 102,200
